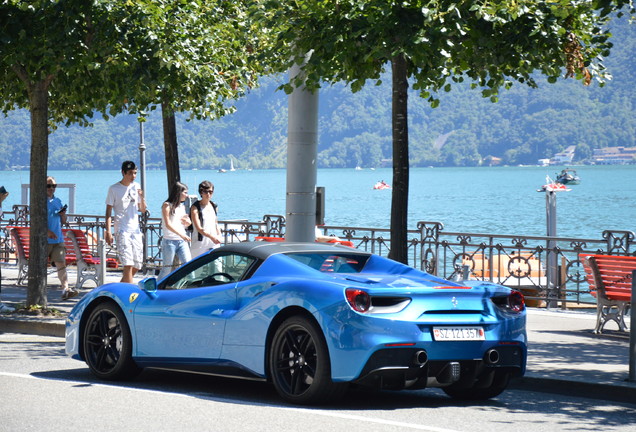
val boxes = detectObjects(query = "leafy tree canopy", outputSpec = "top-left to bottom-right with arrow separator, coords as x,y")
0,0 -> 272,306
0,0 -> 125,124
254,0 -> 634,101
113,0 -> 273,121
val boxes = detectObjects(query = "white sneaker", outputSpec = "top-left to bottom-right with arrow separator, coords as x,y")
0,302 -> 15,313
61,289 -> 79,301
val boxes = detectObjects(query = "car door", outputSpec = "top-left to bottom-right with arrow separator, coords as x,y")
133,252 -> 256,360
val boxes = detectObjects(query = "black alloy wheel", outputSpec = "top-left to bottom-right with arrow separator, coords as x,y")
83,302 -> 140,380
269,316 -> 347,405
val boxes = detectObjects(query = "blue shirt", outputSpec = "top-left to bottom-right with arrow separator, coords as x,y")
47,196 -> 64,244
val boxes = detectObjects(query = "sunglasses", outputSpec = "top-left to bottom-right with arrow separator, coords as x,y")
201,189 -> 214,194
47,184 -> 57,189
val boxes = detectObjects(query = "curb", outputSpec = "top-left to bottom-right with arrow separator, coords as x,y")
510,375 -> 636,404
0,317 -> 65,338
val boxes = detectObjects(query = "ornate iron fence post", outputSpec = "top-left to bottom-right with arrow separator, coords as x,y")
603,230 -> 636,255
263,215 -> 286,237
418,221 -> 442,274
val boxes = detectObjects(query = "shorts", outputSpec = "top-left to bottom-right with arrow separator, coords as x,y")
47,243 -> 66,263
115,231 -> 143,269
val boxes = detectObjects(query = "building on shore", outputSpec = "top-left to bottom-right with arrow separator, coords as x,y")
483,155 -> 502,166
591,146 -> 636,165
549,145 -> 576,165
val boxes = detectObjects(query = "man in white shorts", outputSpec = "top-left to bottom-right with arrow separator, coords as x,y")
105,161 -> 147,283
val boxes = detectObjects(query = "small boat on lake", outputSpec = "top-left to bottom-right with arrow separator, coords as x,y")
538,175 -> 570,192
373,180 -> 391,190
555,169 -> 580,185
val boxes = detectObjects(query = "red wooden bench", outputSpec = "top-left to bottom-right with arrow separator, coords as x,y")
9,226 -> 77,285
580,254 -> 636,334
9,226 -> 117,289
65,228 -> 118,289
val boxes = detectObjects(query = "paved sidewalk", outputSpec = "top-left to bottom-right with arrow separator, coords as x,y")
0,265 -> 144,337
1,264 -> 635,403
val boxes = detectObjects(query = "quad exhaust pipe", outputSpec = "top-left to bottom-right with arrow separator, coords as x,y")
485,348 -> 500,364
413,350 -> 428,366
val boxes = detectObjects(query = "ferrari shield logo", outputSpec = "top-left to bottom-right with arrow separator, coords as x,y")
129,293 -> 139,303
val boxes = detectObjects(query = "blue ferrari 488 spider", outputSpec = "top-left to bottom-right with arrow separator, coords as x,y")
66,241 -> 527,404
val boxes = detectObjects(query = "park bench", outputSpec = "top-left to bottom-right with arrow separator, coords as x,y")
9,226 -> 76,285
64,228 -> 118,289
580,254 -> 636,334
9,226 -> 117,289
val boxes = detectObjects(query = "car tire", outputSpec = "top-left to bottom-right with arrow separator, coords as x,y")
442,370 -> 511,400
269,316 -> 347,405
83,302 -> 140,381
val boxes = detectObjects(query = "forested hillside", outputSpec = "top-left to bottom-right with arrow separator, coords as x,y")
1,17 -> 634,171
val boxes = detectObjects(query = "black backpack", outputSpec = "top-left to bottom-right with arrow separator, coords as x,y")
188,200 -> 218,241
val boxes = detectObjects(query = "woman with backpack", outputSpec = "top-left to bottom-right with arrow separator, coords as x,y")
190,180 -> 222,259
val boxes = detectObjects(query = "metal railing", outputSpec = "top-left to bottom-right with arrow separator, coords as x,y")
2,205 -> 634,307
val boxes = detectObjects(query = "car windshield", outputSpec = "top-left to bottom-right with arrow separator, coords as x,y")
285,253 -> 369,273
162,253 -> 257,290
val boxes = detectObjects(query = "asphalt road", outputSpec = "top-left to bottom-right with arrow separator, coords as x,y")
1,333 -> 636,432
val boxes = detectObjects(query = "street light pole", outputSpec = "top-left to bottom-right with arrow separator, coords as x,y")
139,119 -> 147,194
139,118 -> 148,270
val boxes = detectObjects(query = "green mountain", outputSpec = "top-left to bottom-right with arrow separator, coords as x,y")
1,16 -> 634,171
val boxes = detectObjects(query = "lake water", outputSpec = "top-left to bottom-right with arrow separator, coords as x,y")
1,165 -> 635,239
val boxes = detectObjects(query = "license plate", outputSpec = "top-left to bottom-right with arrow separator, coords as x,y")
433,327 -> 485,341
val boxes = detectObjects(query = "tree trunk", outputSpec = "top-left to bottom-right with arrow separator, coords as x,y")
26,80 -> 50,307
388,54 -> 409,264
161,100 -> 180,191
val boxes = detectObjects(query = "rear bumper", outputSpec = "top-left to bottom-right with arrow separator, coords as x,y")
320,306 -> 527,381
353,345 -> 525,390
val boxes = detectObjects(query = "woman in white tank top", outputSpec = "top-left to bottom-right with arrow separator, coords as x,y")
158,182 -> 192,279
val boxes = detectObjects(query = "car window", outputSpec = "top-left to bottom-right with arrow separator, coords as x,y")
163,253 -> 256,290
285,253 -> 368,273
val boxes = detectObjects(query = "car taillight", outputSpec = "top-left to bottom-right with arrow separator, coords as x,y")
491,290 -> 525,313
508,290 -> 525,313
346,288 -> 371,313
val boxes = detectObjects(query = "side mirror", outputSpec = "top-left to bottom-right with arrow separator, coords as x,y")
138,277 -> 157,293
